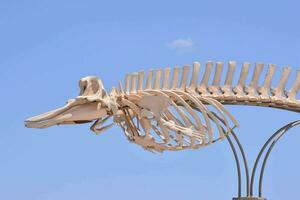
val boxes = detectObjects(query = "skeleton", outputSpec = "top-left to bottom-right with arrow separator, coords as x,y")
25,61 -> 300,152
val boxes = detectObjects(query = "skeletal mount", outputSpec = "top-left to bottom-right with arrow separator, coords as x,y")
25,60 -> 300,200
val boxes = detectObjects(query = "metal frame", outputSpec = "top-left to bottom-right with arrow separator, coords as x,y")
251,120 -> 300,198
217,116 -> 300,200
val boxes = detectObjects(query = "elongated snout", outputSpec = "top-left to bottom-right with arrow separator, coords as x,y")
25,102 -> 108,129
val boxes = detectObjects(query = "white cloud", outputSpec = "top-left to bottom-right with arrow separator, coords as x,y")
166,38 -> 194,52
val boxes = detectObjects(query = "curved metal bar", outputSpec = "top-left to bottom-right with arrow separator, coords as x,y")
211,112 -> 250,197
231,131 -> 250,196
249,120 -> 300,196
258,120 -> 300,197
225,134 -> 242,197
249,123 -> 290,196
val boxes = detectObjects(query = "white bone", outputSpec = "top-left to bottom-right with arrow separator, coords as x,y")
286,70 -> 300,100
212,62 -> 223,86
151,124 -> 167,143
90,116 -> 113,134
118,80 -> 124,94
197,61 -> 213,95
174,91 -> 207,132
180,65 -> 190,90
138,71 -> 144,91
171,67 -> 180,89
157,121 -> 170,143
146,90 -> 193,128
221,61 -> 236,99
162,68 -> 171,90
189,62 -> 201,91
258,64 -> 276,102
271,66 -> 291,103
125,74 -> 131,94
145,69 -> 154,90
164,111 -> 184,146
208,62 -> 223,96
233,62 -> 251,100
175,91 -> 213,141
27,60 -> 300,153
244,63 -> 264,100
138,94 -> 170,118
154,69 -> 162,89
130,73 -> 138,93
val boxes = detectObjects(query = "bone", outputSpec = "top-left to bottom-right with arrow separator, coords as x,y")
258,64 -> 277,101
145,69 -> 154,90
154,69 -> 162,89
162,68 -> 171,90
208,62 -> 223,96
137,71 -> 144,91
286,70 -> 300,100
130,73 -> 138,93
125,74 -> 131,94
221,61 -> 236,98
174,91 -> 207,132
189,62 -> 201,91
197,61 -> 213,95
118,80 -> 124,94
212,62 -> 224,86
233,62 -> 251,99
90,116 -> 114,135
78,76 -> 106,97
157,121 -> 170,143
201,61 -> 213,85
110,87 -> 117,96
244,63 -> 264,98
171,67 -> 180,89
151,124 -> 167,143
271,66 -> 291,102
180,65 -> 190,90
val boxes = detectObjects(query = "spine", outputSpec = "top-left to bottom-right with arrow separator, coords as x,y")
121,61 -> 300,112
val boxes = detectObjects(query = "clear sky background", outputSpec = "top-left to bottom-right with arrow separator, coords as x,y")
1,1 -> 300,200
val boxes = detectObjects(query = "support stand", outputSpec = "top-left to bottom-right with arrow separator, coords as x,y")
232,198 -> 266,200
215,115 -> 300,200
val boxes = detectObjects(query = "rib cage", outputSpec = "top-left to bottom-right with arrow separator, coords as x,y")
114,61 -> 300,152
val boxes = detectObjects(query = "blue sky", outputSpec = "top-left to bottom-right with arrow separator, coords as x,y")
1,0 -> 300,199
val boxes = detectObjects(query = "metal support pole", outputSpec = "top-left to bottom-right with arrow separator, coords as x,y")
257,120 -> 300,197
214,112 -> 300,200
232,197 -> 266,200
212,113 -> 250,198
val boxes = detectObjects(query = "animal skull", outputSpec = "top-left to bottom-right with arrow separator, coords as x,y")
25,76 -> 112,130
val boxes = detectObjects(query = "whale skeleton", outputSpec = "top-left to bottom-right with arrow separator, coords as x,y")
25,61 -> 300,152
